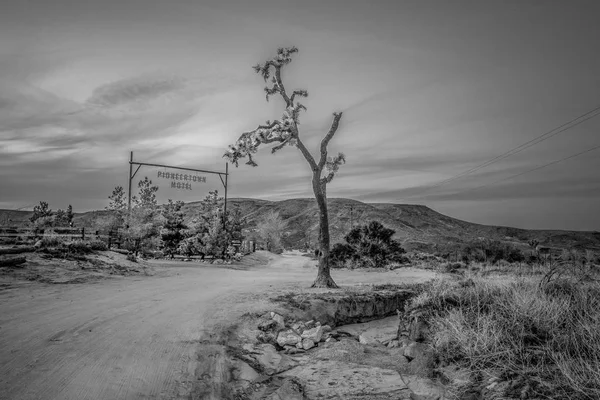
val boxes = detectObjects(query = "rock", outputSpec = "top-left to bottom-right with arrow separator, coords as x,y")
321,324 -> 332,333
213,259 -> 224,264
257,332 -> 277,345
295,341 -> 303,349
291,322 -> 303,332
277,330 -> 302,347
0,256 -> 26,268
387,340 -> 400,348
272,313 -> 286,329
279,360 -> 410,398
305,320 -> 316,329
283,346 -> 305,355
258,319 -> 279,332
339,316 -> 399,346
264,377 -> 305,400
250,344 -> 298,376
301,326 -> 324,343
34,240 -> 43,248
403,342 -> 425,362
405,376 -> 445,400
231,359 -> 260,383
325,337 -> 337,343
301,338 -> 315,350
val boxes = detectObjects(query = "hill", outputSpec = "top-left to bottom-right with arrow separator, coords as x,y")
2,198 -> 599,251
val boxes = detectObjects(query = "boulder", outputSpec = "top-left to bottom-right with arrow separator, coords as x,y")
277,330 -> 302,347
301,338 -> 315,350
404,342 -> 426,362
301,326 -> 324,343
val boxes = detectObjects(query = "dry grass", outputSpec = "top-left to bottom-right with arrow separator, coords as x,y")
409,259 -> 600,399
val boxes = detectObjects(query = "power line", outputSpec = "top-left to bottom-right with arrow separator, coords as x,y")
427,143 -> 600,199
398,105 -> 600,201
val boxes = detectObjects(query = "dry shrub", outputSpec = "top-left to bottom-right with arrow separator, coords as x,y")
411,274 -> 600,399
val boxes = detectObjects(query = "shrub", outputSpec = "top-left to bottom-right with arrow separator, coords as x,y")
88,240 -> 108,251
331,221 -> 406,268
38,235 -> 65,248
67,240 -> 92,254
410,276 -> 600,399
126,253 -> 137,262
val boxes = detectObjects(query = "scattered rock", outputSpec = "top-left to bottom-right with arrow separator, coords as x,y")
321,324 -> 332,333
264,377 -> 305,400
250,344 -> 298,376
277,330 -> 302,347
338,316 -> 399,346
403,342 -> 427,362
258,319 -> 279,332
257,332 -> 277,345
283,346 -> 305,355
387,340 -> 400,348
34,240 -> 43,248
279,360 -> 410,399
325,337 -> 337,343
305,320 -> 316,329
301,326 -> 324,343
213,259 -> 224,264
405,376 -> 445,400
272,313 -> 285,329
301,338 -> 315,350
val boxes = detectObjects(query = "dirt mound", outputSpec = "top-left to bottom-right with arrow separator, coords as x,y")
0,250 -> 152,285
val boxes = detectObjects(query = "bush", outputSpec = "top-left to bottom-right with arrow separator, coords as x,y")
67,240 -> 92,254
88,240 -> 108,251
126,253 -> 137,262
38,235 -> 65,248
330,221 -> 406,268
409,276 -> 600,399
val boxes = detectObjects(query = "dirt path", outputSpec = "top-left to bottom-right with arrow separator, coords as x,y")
0,252 -> 438,400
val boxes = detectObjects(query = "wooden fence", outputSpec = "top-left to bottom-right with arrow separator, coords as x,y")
0,227 -> 123,247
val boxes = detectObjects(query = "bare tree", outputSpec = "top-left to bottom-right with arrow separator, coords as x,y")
224,46 -> 345,288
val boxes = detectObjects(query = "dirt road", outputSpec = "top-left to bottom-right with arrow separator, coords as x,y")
0,252 -> 437,400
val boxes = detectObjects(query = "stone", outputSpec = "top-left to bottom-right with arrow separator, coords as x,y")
272,313 -> 285,329
387,340 -> 400,348
325,337 -> 337,343
301,338 -> 315,350
257,332 -> 277,345
295,341 -> 303,349
305,320 -> 316,329
338,316 -> 399,346
321,324 -> 332,333
279,360 -> 410,398
264,377 -> 305,400
258,319 -> 278,332
291,322 -> 303,332
283,345 -> 305,355
301,326 -> 324,343
34,240 -> 43,248
404,342 -> 425,362
250,343 -> 298,376
277,330 -> 302,347
405,376 -> 445,400
438,364 -> 471,388
213,258 -> 224,264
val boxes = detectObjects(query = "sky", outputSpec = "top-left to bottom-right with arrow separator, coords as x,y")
1,0 -> 599,231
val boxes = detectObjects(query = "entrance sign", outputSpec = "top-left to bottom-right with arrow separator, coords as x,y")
157,171 -> 206,191
127,151 -> 229,218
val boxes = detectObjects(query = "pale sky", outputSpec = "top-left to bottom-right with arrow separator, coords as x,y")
1,0 -> 599,230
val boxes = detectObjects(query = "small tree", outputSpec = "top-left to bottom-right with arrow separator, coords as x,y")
224,47 -> 345,288
66,204 -> 74,226
160,200 -> 187,258
256,210 -> 287,252
53,209 -> 69,226
106,186 -> 128,233
123,178 -> 161,256
30,201 -> 52,224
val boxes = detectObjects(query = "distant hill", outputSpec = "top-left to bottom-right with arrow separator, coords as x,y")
2,198 -> 599,251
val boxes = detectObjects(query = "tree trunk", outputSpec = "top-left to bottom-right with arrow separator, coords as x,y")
311,173 -> 338,288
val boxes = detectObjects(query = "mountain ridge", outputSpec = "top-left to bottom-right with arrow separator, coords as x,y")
1,198 -> 599,251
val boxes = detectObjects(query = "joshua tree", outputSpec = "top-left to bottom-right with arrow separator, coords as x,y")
224,47 -> 345,288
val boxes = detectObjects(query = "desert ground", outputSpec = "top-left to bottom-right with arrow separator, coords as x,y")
0,251 -> 438,400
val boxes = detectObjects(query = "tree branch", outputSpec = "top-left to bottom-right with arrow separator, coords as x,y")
318,112 -> 343,170
295,136 -> 318,171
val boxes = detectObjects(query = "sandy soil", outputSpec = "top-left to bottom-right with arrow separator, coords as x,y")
0,251 -> 438,400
